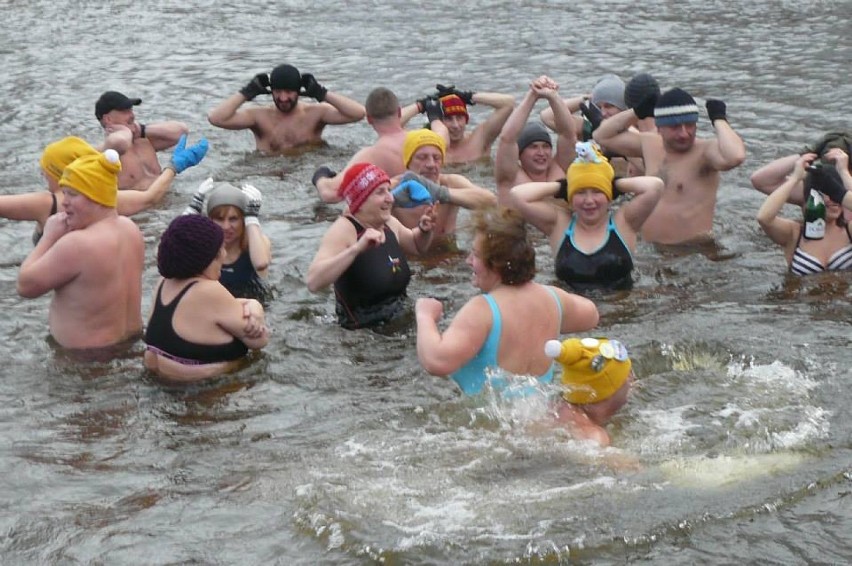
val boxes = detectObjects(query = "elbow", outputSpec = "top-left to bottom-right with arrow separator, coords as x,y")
419,356 -> 453,377
17,279 -> 42,299
207,111 -> 222,127
305,272 -> 326,294
750,171 -> 770,193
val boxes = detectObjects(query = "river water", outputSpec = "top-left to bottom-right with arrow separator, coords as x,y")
1,1 -> 850,564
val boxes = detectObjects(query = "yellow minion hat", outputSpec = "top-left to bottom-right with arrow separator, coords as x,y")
39,136 -> 99,183
567,141 -> 614,201
59,149 -> 122,208
544,337 -> 632,405
402,129 -> 446,168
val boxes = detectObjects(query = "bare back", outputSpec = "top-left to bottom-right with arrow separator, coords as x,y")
49,216 -> 144,348
349,130 -> 408,177
488,283 -> 563,377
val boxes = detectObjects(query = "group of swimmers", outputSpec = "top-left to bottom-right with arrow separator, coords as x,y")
5,62 -> 852,445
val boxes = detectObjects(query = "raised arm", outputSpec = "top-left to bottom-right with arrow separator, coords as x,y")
208,72 -> 270,130
615,175 -> 664,234
466,91 -> 516,150
143,121 -> 190,151
540,94 -> 587,130
756,154 -> 811,247
592,106 -> 644,158
751,153 -> 801,201
508,180 -> 562,237
208,93 -> 259,130
298,73 -> 365,125
701,100 -> 746,172
494,89 -> 539,198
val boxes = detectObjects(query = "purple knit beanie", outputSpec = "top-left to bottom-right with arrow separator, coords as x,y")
157,214 -> 224,279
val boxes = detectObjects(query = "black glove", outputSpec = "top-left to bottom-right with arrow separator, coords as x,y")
311,165 -> 337,187
240,73 -> 271,100
416,95 -> 431,114
301,73 -> 327,102
810,165 -> 848,204
554,178 -> 568,200
423,97 -> 444,123
435,84 -> 456,98
579,100 -> 603,132
634,93 -> 658,120
705,99 -> 727,123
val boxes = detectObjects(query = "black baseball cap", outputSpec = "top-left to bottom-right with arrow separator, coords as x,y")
95,91 -> 142,120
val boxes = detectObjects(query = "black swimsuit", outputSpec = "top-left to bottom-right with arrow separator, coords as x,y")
31,192 -> 58,246
144,281 -> 248,364
554,213 -> 634,292
219,250 -> 271,302
333,216 -> 411,329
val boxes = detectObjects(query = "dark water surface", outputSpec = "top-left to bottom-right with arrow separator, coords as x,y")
1,1 -> 850,564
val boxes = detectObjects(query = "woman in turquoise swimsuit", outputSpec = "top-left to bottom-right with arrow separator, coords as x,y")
415,205 -> 599,396
757,150 -> 852,275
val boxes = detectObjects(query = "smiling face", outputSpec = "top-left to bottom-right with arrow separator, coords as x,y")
442,114 -> 468,142
519,141 -> 552,176
571,189 -> 610,222
355,182 -> 395,225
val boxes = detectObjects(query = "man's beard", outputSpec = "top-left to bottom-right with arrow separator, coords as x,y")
274,97 -> 298,113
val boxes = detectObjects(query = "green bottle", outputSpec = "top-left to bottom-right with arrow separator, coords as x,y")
803,189 -> 826,240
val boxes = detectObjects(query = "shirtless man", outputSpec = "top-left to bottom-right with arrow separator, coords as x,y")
593,87 -> 746,245
17,149 -> 145,351
313,87 -> 409,203
400,84 -> 515,164
207,63 -> 365,154
391,129 -> 496,238
95,91 -> 189,191
494,75 -> 577,205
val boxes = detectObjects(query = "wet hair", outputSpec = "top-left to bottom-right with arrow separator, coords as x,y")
365,87 -> 399,121
207,204 -> 248,251
471,205 -> 536,286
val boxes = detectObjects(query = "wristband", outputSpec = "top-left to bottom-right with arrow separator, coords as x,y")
244,216 -> 261,227
140,124 -> 146,138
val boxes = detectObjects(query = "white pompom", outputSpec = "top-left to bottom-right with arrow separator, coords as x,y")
544,340 -> 562,359
104,149 -> 120,164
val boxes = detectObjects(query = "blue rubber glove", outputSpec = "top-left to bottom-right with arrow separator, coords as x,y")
398,171 -> 451,204
392,179 -> 434,208
169,135 -> 209,174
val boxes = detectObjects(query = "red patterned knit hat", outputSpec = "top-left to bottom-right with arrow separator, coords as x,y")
440,94 -> 468,122
338,163 -> 390,214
